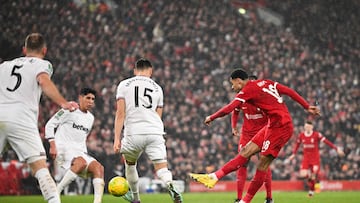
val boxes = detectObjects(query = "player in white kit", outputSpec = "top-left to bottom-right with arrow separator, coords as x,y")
114,58 -> 183,203
0,33 -> 78,203
45,88 -> 104,203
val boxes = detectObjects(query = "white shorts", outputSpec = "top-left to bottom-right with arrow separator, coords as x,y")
0,121 -> 46,162
120,134 -> 167,163
56,148 -> 96,177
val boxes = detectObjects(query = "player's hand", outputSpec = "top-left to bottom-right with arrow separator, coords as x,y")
49,141 -> 57,160
204,116 -> 212,126
232,128 -> 239,136
61,101 -> 79,112
284,154 -> 295,164
113,138 -> 121,153
307,105 -> 321,116
337,148 -> 345,157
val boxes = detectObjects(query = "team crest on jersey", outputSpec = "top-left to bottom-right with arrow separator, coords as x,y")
55,110 -> 65,119
47,64 -> 53,75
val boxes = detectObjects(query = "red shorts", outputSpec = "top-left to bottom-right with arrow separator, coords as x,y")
301,160 -> 320,174
238,133 -> 253,152
251,122 -> 293,158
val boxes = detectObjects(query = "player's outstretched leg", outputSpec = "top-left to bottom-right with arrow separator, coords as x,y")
236,166 -> 247,201
122,189 -> 134,202
188,173 -> 218,189
167,182 -> 183,203
124,163 -> 141,203
122,187 -> 141,203
34,168 -> 61,203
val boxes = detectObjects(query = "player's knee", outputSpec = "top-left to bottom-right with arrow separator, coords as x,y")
27,156 -> 47,175
71,157 -> 87,170
98,163 -> 104,174
93,161 -> 104,178
257,155 -> 273,171
27,155 -> 47,165
299,170 -> 308,178
240,142 -> 260,158
153,160 -> 167,171
90,162 -> 104,178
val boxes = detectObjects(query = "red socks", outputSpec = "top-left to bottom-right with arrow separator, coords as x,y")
308,179 -> 315,191
264,168 -> 272,199
242,169 -> 267,202
215,154 -> 248,179
236,166 -> 247,200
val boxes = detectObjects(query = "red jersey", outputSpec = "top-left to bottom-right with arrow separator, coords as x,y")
209,79 -> 310,157
236,80 -> 310,127
232,103 -> 268,138
293,131 -> 338,165
232,103 -> 268,150
209,92 -> 268,149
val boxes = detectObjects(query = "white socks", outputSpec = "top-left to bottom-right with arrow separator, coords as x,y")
53,168 -> 104,203
156,168 -> 173,186
125,164 -> 140,201
57,169 -> 78,193
93,178 -> 104,203
209,173 -> 218,180
34,168 -> 61,203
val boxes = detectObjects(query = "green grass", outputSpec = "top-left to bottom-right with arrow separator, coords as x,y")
1,191 -> 360,203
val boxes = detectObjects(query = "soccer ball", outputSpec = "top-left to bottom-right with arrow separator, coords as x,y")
108,176 -> 130,197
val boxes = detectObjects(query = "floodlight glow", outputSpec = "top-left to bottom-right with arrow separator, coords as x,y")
238,8 -> 246,14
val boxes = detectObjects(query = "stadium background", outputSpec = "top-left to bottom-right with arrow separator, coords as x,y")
0,0 -> 358,195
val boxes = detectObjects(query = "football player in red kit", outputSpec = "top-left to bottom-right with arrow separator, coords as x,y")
189,69 -> 320,203
206,75 -> 273,203
287,120 -> 345,197
232,104 -> 274,203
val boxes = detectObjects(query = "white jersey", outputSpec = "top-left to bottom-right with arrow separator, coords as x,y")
0,57 -> 53,128
45,109 -> 94,153
116,75 -> 165,136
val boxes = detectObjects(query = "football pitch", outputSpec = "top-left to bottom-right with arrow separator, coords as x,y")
1,191 -> 359,203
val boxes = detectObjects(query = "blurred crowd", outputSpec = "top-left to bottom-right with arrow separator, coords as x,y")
0,0 -> 359,194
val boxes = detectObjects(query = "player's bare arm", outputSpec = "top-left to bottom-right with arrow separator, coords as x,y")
113,98 -> 125,153
37,73 -> 78,111
231,109 -> 240,136
48,139 -> 57,160
156,107 -> 163,118
285,154 -> 295,164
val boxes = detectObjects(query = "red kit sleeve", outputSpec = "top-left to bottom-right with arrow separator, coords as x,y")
210,99 -> 243,121
276,83 -> 310,109
319,133 -> 338,150
231,108 -> 240,128
292,135 -> 301,154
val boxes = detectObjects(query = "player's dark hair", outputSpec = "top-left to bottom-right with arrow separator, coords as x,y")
25,33 -> 46,52
305,120 -> 313,125
249,75 -> 258,80
135,58 -> 152,70
80,87 -> 97,97
230,68 -> 248,80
